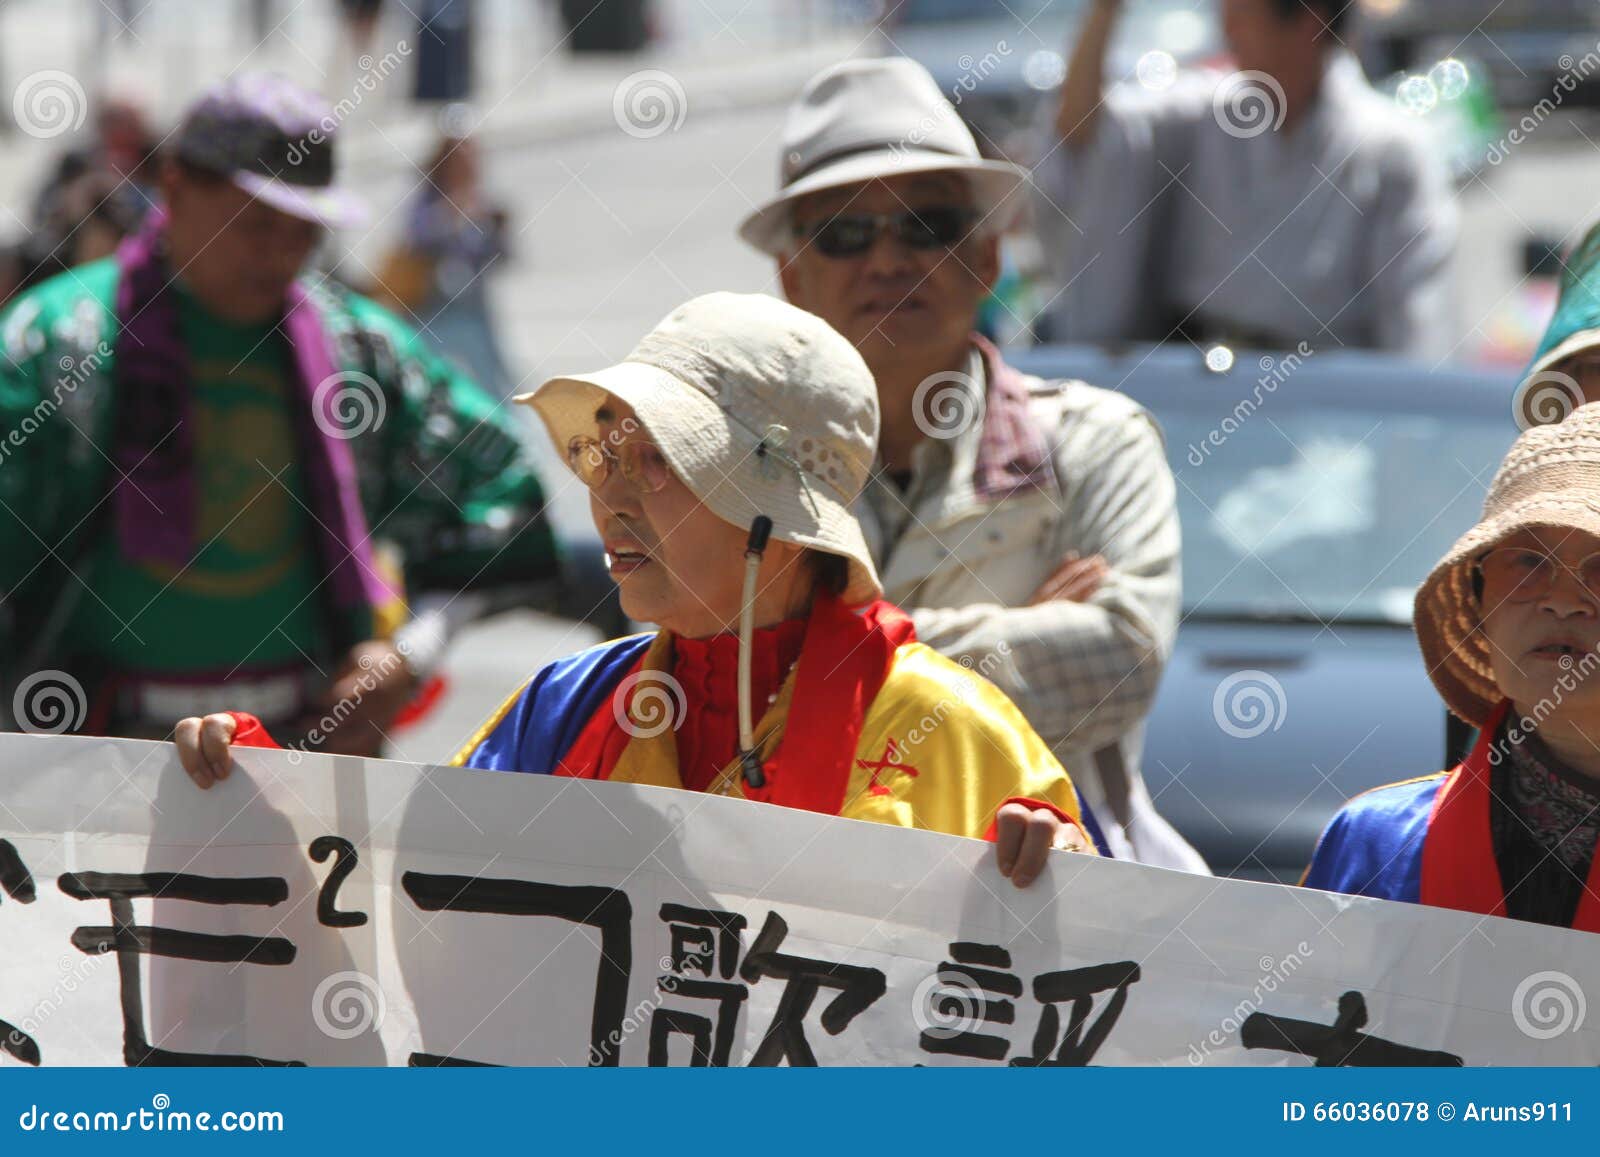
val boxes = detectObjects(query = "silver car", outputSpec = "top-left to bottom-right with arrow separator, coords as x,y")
1010,343 -> 1519,880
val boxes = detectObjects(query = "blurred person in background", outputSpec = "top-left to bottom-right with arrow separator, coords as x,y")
374,121 -> 515,399
1037,0 -> 1457,358
0,74 -> 564,754
10,169 -> 147,300
31,94 -> 161,224
338,0 -> 385,56
742,58 -> 1206,871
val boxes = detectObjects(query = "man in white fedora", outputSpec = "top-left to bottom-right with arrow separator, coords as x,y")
741,57 -> 1207,872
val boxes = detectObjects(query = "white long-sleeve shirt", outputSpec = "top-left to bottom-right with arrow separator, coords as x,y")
1033,51 -> 1458,360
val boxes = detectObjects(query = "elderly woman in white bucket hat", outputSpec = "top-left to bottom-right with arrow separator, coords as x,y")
1303,403 -> 1600,931
175,293 -> 1101,888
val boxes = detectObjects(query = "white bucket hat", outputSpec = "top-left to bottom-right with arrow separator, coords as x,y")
517,292 -> 884,605
738,56 -> 1028,257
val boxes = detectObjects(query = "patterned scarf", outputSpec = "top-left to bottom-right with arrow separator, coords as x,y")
111,208 -> 392,617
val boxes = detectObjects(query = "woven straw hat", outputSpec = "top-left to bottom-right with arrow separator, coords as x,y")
518,292 -> 883,606
1414,401 -> 1600,726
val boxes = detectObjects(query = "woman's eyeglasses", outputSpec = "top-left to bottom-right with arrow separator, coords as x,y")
1477,546 -> 1600,603
566,435 -> 673,493
797,206 -> 978,259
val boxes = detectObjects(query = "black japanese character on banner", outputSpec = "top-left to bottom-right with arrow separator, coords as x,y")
0,840 -> 40,1065
739,911 -> 886,1066
917,942 -> 1021,1062
59,871 -> 301,1066
649,904 -> 749,1067
309,836 -> 367,928
1010,960 -> 1141,1067
402,872 -> 632,1066
1242,990 -> 1464,1066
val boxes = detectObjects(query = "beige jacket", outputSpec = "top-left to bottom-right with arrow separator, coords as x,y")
856,341 -> 1206,872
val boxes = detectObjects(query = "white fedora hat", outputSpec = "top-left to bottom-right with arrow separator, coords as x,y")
738,56 -> 1028,257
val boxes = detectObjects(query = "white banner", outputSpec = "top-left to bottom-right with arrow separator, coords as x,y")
0,734 -> 1593,1066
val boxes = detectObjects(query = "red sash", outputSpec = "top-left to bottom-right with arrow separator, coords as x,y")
559,593 -> 915,816
1420,700 -> 1600,931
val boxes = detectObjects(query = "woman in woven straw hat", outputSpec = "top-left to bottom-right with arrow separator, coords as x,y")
176,293 -> 1102,888
1303,403 -> 1600,930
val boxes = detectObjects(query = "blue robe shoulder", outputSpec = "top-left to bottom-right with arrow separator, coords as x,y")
456,634 -> 654,772
1301,773 -> 1446,903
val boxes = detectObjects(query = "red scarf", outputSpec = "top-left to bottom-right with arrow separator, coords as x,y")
1421,699 -> 1600,932
557,592 -> 915,815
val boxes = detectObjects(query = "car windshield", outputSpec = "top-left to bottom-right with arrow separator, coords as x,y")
1165,407 -> 1517,623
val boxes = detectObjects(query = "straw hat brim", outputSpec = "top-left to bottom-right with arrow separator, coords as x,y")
1524,326 -> 1600,385
737,147 -> 1028,257
516,365 -> 884,607
1414,496 -> 1600,727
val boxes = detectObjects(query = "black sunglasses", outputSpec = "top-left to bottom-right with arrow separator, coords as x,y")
798,206 -> 979,258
